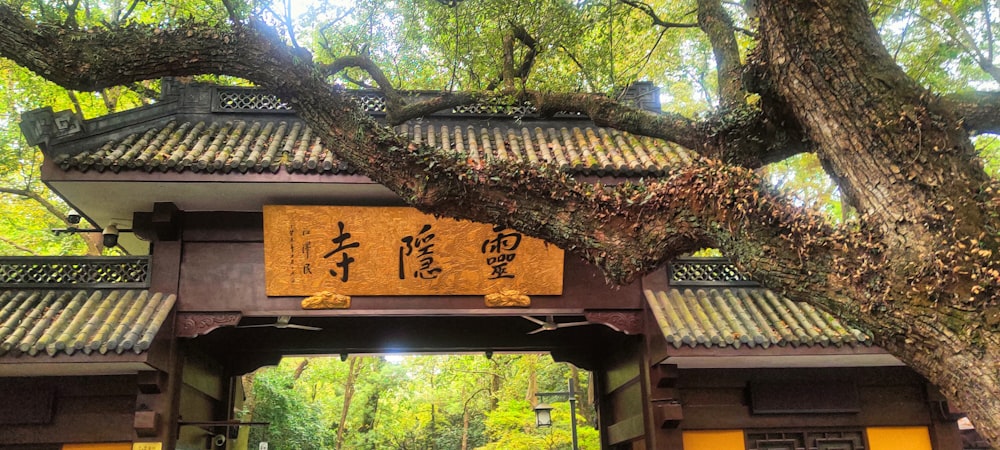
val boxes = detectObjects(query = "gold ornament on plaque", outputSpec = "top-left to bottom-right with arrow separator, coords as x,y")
485,290 -> 531,308
301,291 -> 352,309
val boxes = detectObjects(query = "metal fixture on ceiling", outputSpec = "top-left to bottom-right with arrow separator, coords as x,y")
236,315 -> 322,331
520,315 -> 591,334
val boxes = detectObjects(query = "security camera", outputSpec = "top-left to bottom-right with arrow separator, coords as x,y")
102,225 -> 119,248
66,210 -> 81,226
212,434 -> 227,447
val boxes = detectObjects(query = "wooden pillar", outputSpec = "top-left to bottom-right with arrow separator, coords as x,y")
597,338 -> 647,449
926,385 -> 965,450
643,363 -> 683,449
640,268 -> 684,450
142,230 -> 185,449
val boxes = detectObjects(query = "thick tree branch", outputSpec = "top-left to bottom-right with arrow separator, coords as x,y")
317,54 -> 405,115
620,0 -> 750,108
941,90 -> 1000,134
697,0 -> 745,107
501,30 -> 516,91
510,23 -> 539,81
758,0 -> 1000,441
0,2 -> 832,282
220,0 -> 243,24
488,23 -> 539,91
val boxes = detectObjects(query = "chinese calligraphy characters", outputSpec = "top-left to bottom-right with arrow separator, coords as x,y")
323,222 -> 360,282
399,224 -> 442,280
482,225 -> 522,279
264,205 -> 563,296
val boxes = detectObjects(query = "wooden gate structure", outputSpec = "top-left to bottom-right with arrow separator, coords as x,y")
0,80 -> 969,449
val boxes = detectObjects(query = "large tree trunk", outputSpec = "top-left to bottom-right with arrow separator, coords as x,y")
755,0 -> 1000,443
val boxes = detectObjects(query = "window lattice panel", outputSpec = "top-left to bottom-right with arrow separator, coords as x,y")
0,257 -> 150,289
746,430 -> 866,450
452,100 -> 537,116
217,90 -> 292,111
352,94 -> 387,112
211,87 -> 588,118
668,258 -> 757,286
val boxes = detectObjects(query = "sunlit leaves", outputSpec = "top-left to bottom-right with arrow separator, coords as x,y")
761,153 -> 847,224
873,0 -> 1000,90
244,354 -> 598,449
977,134 -> 1000,177
296,0 -> 719,110
0,60 -> 86,255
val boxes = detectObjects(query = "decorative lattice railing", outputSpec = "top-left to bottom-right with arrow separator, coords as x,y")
208,86 -> 659,118
216,89 -> 294,112
667,257 -> 758,287
0,257 -> 151,289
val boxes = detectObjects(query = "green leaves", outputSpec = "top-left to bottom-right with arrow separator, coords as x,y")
244,354 -> 598,449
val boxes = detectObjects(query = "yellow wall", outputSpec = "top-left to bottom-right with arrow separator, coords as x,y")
867,426 -> 933,450
682,430 -> 745,450
62,444 -> 132,450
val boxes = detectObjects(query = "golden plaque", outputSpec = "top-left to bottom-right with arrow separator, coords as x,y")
264,206 -> 564,296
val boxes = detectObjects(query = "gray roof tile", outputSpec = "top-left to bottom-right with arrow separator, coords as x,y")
53,119 -> 695,177
0,290 -> 175,357
645,287 -> 872,349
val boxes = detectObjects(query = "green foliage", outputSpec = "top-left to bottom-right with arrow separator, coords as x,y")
977,134 -> 1000,178
244,354 -> 599,450
0,60 -> 86,255
761,153 -> 847,223
872,0 -> 1000,91
0,40 -> 160,255
246,363 -> 334,450
297,0 -> 720,106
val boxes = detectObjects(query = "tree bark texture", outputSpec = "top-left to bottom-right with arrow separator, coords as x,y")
1,0 -> 999,446
756,0 -> 1000,443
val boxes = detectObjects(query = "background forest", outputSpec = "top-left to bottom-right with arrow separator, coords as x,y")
242,355 -> 599,450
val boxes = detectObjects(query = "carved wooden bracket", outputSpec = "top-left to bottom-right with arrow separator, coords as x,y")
175,312 -> 241,338
584,310 -> 643,335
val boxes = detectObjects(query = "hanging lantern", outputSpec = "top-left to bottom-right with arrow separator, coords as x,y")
534,403 -> 554,427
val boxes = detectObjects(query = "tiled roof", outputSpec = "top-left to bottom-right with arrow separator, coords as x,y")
0,290 -> 175,357
52,119 -> 695,176
645,287 -> 872,349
